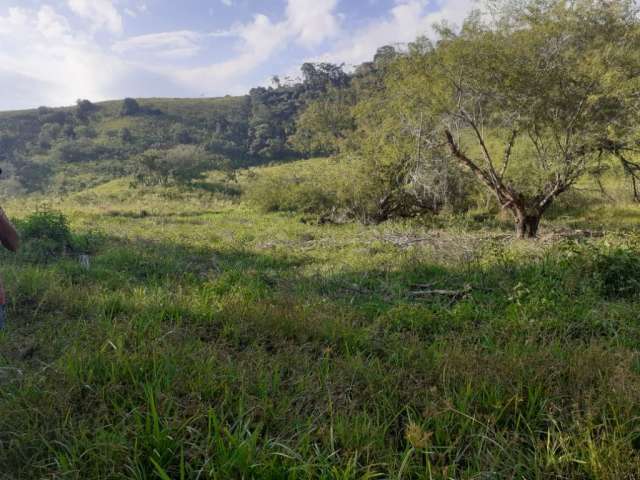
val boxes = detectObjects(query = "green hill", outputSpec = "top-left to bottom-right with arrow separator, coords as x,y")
0,96 -> 253,195
0,62 -> 353,198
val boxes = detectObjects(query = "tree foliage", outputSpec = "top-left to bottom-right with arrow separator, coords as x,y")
76,99 -> 97,122
132,145 -> 222,187
289,87 -> 356,157
343,0 -> 640,234
121,98 -> 141,116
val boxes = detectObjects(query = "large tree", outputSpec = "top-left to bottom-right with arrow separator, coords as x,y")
391,0 -> 640,237
289,87 -> 356,157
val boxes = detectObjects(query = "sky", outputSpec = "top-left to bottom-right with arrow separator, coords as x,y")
0,0 -> 475,111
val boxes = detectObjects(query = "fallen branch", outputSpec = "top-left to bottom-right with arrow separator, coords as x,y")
408,284 -> 472,302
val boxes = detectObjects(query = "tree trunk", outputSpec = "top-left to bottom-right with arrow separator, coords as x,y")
515,213 -> 541,239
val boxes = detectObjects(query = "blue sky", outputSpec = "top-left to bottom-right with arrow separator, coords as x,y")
0,0 -> 474,110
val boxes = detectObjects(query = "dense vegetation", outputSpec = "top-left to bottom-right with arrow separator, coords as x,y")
1,0 -> 640,477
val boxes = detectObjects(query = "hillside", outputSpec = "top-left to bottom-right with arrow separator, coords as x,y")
0,96 -> 252,195
0,62 -> 352,198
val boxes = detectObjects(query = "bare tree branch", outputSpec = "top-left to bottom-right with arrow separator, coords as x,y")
500,129 -> 518,179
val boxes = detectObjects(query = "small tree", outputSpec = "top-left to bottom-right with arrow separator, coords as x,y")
76,99 -> 97,121
132,145 -> 219,187
395,0 -> 640,237
120,98 -> 140,116
346,91 -> 473,222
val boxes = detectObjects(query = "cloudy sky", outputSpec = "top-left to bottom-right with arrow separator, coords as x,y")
0,0 -> 474,111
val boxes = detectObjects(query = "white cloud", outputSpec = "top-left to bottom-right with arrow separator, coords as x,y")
221,0 -> 233,6
172,0 -> 340,91
0,0 -> 478,110
0,5 -> 130,109
36,5 -> 72,39
286,0 -> 339,47
67,0 -> 123,35
0,7 -> 28,35
174,13 -> 289,88
113,31 -> 204,58
312,0 -> 475,66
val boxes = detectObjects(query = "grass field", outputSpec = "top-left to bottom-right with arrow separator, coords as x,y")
1,173 -> 640,479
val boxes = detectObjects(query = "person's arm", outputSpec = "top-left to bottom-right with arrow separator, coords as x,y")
0,208 -> 19,252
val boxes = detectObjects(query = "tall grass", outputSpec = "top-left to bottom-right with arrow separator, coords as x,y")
0,179 -> 639,478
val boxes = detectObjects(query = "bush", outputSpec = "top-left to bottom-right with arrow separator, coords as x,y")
37,123 -> 62,150
592,246 -> 640,299
560,240 -> 640,300
243,158 -> 348,215
121,98 -> 141,116
75,126 -> 98,139
120,128 -> 133,143
16,208 -> 73,263
131,146 -> 221,187
39,110 -> 71,125
13,158 -> 53,193
245,171 -> 338,215
52,139 -> 109,163
76,99 -> 97,121
170,124 -> 192,144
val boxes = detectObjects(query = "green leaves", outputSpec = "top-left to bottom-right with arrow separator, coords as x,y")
131,146 -> 222,188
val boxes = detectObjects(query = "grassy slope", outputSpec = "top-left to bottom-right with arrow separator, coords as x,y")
0,96 -> 250,190
0,171 -> 639,478
0,97 -> 246,120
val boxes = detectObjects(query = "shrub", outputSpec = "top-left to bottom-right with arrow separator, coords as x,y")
120,128 -> 133,143
245,172 -> 337,215
75,126 -> 98,139
37,123 -> 62,150
13,158 -> 53,193
121,98 -> 141,116
560,240 -> 640,300
131,146 -> 221,187
592,246 -> 640,299
39,110 -> 71,125
170,124 -> 192,144
17,208 -> 73,263
52,139 -> 109,163
242,158 -> 381,219
76,99 -> 97,121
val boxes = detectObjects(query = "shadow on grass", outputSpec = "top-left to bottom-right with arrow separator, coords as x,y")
3,229 -> 636,347
1,231 -> 640,479
102,209 -> 227,219
190,180 -> 241,196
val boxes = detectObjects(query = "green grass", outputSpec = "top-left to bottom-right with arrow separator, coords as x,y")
1,176 -> 640,479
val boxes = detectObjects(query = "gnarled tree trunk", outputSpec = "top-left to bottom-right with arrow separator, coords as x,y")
514,211 -> 541,239
444,129 -> 566,240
